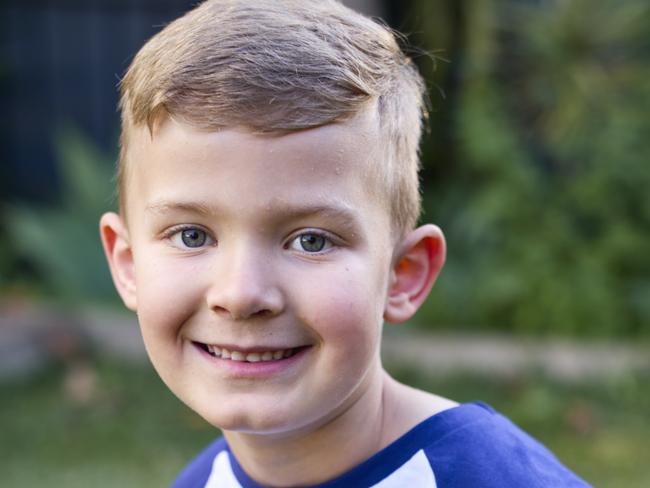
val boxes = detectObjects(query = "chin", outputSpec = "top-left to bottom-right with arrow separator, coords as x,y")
194,399 -> 295,434
206,403 -> 338,440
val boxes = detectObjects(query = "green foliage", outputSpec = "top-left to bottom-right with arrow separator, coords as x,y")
414,0 -> 650,336
0,232 -> 11,290
4,128 -> 118,304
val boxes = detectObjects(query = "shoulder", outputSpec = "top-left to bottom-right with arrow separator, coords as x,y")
420,402 -> 591,488
171,436 -> 228,488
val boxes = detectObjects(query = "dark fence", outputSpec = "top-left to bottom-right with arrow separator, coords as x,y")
1,0 -> 196,203
0,0 -> 389,205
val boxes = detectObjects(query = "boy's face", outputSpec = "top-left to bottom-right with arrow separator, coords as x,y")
114,111 -> 400,435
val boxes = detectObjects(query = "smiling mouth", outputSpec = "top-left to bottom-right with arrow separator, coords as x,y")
194,342 -> 308,363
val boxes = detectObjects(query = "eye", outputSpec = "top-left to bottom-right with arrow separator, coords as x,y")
288,232 -> 333,253
168,226 -> 215,249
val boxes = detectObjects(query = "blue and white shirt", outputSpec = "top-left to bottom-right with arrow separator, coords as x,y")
172,402 -> 591,487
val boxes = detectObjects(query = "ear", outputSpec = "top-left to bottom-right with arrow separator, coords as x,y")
384,224 -> 446,324
99,212 -> 137,311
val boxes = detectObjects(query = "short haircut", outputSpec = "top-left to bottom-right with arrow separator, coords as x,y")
119,0 -> 426,234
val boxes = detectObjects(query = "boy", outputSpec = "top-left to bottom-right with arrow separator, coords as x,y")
99,0 -> 591,486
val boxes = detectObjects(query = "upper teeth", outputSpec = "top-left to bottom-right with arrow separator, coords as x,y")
206,344 -> 295,362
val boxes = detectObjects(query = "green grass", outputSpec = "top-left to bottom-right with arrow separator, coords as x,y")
1,359 -> 648,487
0,361 -> 217,487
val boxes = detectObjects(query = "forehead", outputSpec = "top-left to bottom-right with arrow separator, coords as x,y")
123,107 -> 390,226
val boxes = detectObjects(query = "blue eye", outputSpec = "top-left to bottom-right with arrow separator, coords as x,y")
181,229 -> 207,247
169,227 -> 214,249
289,232 -> 332,253
300,234 -> 325,252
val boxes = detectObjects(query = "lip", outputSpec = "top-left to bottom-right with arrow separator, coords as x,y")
192,341 -> 312,378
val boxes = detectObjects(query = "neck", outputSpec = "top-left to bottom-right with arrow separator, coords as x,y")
225,367 -> 396,487
223,367 -> 458,487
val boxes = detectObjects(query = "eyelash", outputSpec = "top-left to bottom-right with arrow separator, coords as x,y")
162,225 -> 216,249
161,226 -> 339,254
286,230 -> 337,254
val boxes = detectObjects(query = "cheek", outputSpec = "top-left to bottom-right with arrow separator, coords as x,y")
296,261 -> 386,348
134,254 -> 205,339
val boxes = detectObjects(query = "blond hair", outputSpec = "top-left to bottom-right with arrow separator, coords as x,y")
119,0 -> 426,234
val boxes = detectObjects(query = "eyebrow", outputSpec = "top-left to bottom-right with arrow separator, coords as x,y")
145,200 -> 212,216
144,200 -> 361,229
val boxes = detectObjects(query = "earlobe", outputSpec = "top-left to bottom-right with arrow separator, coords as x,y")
384,224 -> 446,324
99,212 -> 138,311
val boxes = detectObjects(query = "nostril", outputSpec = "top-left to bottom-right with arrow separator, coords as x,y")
206,283 -> 284,320
210,305 -> 273,320
232,308 -> 273,320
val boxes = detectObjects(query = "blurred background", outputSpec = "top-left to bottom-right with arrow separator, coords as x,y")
1,0 -> 648,486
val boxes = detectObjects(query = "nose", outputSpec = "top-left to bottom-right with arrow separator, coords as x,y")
205,242 -> 284,320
